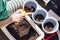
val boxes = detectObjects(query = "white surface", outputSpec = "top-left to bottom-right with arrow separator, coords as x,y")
57,30 -> 60,40
43,0 -> 50,3
48,9 -> 60,22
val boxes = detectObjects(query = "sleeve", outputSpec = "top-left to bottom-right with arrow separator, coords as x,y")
0,0 -> 11,21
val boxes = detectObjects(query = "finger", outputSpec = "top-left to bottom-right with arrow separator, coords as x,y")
19,16 -> 25,19
19,13 -> 25,17
21,17 -> 25,19
20,19 -> 24,21
19,21 -> 22,23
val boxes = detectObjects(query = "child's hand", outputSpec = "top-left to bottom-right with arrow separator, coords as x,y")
11,9 -> 25,23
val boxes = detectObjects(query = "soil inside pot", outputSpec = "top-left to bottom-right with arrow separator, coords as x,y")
44,22 -> 54,32
24,4 -> 35,13
35,14 -> 44,22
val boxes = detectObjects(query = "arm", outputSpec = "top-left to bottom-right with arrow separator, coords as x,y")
0,17 -> 13,28
0,9 -> 25,28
